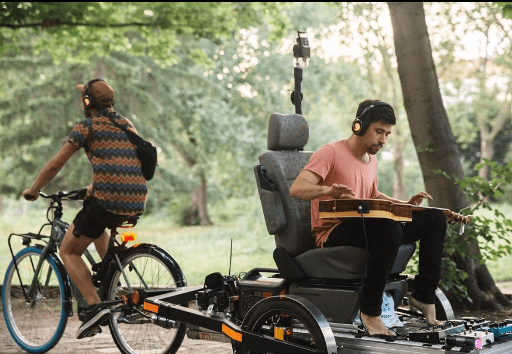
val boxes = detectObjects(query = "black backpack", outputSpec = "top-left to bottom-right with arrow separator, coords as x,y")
107,114 -> 157,181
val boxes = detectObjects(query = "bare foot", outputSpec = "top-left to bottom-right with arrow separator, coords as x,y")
408,296 -> 444,326
360,312 -> 396,337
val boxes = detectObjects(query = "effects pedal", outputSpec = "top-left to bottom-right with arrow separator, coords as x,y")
446,330 -> 494,350
408,320 -> 466,343
462,317 -> 512,339
482,320 -> 512,339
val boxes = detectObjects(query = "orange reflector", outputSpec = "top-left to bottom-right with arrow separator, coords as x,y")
262,291 -> 273,298
132,290 -> 140,305
222,324 -> 242,342
274,326 -> 285,340
143,302 -> 159,313
121,231 -> 137,242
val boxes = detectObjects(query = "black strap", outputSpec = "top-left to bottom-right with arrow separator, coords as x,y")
106,112 -> 128,133
105,112 -> 140,144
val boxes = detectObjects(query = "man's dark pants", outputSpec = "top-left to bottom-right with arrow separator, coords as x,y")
324,209 -> 447,316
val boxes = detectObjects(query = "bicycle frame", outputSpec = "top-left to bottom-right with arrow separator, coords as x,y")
6,195 -> 99,317
7,191 -> 153,320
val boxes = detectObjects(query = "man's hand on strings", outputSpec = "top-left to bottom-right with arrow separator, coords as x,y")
408,192 -> 433,206
327,183 -> 355,199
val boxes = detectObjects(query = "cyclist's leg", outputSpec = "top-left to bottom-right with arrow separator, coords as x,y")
59,223 -> 101,305
93,230 -> 109,259
61,224 -> 111,339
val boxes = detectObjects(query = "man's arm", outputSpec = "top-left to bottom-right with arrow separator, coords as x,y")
376,191 -> 432,206
22,141 -> 79,200
290,169 -> 355,201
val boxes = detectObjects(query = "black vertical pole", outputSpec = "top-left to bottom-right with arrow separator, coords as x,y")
294,67 -> 303,115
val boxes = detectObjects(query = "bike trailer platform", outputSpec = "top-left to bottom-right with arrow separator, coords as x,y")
144,287 -> 512,354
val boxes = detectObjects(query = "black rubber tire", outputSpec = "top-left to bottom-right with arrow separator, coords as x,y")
241,297 -> 328,354
101,243 -> 187,354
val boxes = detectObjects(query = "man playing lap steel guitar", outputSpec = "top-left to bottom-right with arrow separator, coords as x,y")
290,99 -> 447,337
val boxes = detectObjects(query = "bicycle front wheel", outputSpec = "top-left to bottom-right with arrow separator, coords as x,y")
2,246 -> 69,353
101,243 -> 187,354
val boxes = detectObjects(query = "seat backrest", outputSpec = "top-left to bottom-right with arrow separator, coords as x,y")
254,113 -> 314,256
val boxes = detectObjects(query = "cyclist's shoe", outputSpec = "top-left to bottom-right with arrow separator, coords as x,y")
77,325 -> 103,339
77,304 -> 90,322
76,303 -> 110,339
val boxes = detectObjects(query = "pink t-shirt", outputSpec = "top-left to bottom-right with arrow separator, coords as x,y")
304,140 -> 381,247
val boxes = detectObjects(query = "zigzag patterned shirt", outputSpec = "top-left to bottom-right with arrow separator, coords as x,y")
68,108 -> 147,216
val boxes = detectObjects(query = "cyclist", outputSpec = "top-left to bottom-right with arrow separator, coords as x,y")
22,79 -> 148,339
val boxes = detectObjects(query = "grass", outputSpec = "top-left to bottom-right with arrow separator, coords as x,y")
1,195 -> 512,286
0,194 -> 276,287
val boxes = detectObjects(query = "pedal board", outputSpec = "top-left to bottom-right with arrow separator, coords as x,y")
409,317 -> 510,349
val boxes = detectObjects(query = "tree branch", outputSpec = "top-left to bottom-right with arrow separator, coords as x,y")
0,21 -> 165,30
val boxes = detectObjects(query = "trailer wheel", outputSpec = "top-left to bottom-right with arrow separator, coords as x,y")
237,295 -> 337,354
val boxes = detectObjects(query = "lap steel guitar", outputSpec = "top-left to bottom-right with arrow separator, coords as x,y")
318,199 -> 471,226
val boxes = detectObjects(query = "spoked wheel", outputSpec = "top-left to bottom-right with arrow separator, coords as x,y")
2,247 -> 69,353
239,295 -> 337,354
101,244 -> 187,354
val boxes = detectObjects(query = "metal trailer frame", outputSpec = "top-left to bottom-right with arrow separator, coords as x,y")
143,272 -> 512,354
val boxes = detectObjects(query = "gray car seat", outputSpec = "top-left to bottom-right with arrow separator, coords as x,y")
254,113 -> 415,281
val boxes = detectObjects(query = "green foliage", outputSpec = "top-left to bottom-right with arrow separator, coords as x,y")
0,2 -> 288,67
0,6 -> 297,222
496,2 -> 512,19
438,159 -> 512,298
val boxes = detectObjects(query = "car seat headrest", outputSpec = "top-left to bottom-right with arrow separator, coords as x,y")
267,113 -> 309,151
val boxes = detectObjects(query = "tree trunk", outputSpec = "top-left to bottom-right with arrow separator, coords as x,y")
174,140 -> 213,226
190,174 -> 213,226
392,124 -> 406,201
388,1 -> 510,311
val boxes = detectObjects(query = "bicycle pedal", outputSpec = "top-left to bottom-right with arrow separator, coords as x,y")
79,326 -> 102,339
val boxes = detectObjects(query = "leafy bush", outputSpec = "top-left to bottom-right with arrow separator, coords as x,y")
438,159 -> 512,299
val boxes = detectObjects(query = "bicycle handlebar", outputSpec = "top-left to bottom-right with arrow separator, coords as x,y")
39,188 -> 88,202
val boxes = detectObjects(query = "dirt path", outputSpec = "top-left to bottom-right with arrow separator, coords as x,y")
0,314 -> 233,354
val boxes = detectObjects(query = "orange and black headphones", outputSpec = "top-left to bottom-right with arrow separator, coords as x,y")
351,101 -> 393,136
82,79 -> 105,108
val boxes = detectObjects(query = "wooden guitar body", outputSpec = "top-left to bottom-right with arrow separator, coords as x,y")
319,199 -> 412,222
319,199 -> 471,225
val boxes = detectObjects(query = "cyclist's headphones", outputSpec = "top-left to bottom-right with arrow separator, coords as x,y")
82,78 -> 105,108
351,101 -> 393,136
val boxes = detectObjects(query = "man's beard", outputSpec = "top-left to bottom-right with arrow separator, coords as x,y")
369,144 -> 384,155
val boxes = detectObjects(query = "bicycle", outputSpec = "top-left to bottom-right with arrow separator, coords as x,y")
2,189 -> 188,354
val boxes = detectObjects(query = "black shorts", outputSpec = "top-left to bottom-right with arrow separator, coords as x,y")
72,198 -> 122,239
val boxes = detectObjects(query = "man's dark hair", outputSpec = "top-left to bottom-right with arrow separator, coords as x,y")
356,99 -> 396,126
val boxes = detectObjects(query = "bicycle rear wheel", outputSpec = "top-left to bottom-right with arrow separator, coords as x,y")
2,246 -> 68,353
101,243 -> 187,354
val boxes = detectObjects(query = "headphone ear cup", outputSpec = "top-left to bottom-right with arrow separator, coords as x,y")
352,118 -> 366,136
83,95 -> 92,108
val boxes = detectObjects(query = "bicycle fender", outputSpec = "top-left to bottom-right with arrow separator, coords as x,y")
125,243 -> 187,286
242,294 -> 338,354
